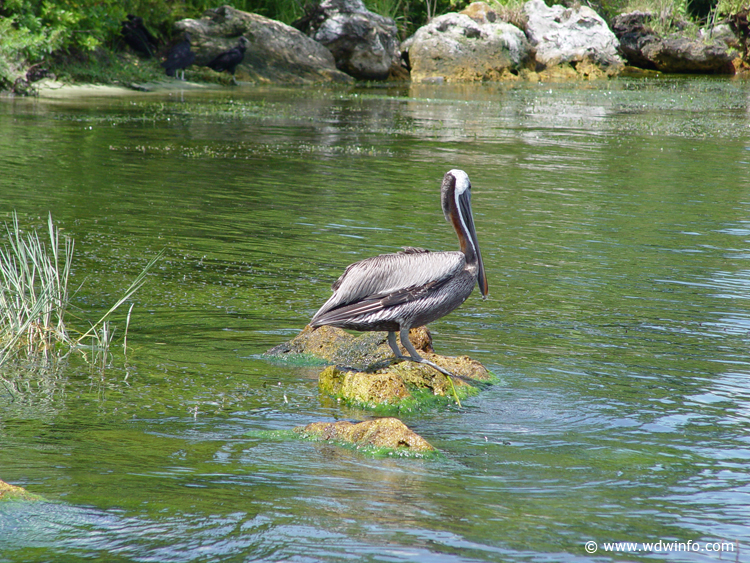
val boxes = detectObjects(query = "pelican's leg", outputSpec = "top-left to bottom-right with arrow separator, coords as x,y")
397,328 -> 462,407
397,328 -> 448,374
387,331 -> 406,359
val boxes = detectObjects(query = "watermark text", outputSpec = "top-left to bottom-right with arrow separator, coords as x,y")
584,539 -> 739,556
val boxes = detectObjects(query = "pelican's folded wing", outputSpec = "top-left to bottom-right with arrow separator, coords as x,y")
311,251 -> 464,325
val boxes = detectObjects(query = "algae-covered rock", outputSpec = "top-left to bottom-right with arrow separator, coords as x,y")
295,417 -> 435,453
267,324 -> 433,369
319,365 -> 411,404
612,11 -> 735,74
269,325 -> 493,408
0,479 -> 42,501
320,352 -> 492,408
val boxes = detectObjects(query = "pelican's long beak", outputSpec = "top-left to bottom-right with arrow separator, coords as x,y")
457,188 -> 488,298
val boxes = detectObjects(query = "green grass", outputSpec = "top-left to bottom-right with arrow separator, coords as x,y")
716,0 -> 750,15
50,49 -> 166,85
0,212 -> 163,369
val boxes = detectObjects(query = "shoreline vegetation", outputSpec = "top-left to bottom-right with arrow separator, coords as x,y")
1,0 -> 748,95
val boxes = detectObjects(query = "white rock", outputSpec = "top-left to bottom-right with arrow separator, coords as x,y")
523,0 -> 622,67
403,12 -> 531,82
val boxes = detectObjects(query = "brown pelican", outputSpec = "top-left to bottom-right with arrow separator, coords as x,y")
310,169 -> 488,387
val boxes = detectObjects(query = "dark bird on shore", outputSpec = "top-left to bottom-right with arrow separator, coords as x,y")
121,15 -> 158,58
207,37 -> 249,85
310,169 -> 488,383
162,33 -> 195,80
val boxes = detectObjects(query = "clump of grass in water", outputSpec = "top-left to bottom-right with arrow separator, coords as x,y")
0,212 -> 162,368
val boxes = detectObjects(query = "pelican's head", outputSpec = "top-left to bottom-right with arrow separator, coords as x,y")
441,169 -> 488,297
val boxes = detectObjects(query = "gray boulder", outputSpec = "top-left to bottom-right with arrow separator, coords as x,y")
641,36 -> 735,73
174,5 -> 353,84
612,11 -> 735,73
300,0 -> 401,80
611,11 -> 659,69
402,11 -> 531,82
523,0 -> 623,69
699,23 -> 741,50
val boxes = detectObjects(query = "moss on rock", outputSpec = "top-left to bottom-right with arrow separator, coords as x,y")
321,353 -> 492,409
294,417 -> 436,454
0,479 -> 43,501
269,325 -> 494,409
267,324 -> 418,368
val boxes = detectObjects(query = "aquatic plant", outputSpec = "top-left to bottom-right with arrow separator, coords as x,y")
0,212 -> 162,368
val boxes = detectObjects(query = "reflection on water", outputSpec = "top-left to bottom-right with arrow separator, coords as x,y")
1,77 -> 750,562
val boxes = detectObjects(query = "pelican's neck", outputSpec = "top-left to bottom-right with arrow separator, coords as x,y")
441,169 -> 488,296
442,170 -> 478,262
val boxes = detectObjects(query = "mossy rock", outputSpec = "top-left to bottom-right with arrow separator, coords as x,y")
269,325 -> 494,409
294,417 -> 436,456
319,352 -> 492,410
267,324 -> 432,368
0,479 -> 43,502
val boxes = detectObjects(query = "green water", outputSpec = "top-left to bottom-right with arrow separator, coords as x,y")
1,79 -> 749,562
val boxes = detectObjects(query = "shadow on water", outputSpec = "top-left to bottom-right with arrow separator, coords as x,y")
1,78 -> 750,561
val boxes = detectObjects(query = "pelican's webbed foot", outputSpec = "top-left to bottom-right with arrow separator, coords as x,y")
387,330 -> 462,407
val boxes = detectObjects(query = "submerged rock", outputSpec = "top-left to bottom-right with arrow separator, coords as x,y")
0,479 -> 42,501
268,325 -> 493,408
174,5 -> 353,84
295,417 -> 435,453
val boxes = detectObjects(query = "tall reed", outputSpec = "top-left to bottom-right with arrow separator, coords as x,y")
0,212 -> 162,368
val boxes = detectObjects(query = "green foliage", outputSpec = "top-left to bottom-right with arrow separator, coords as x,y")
715,0 -> 749,15
236,0 -> 305,22
51,49 -> 165,84
0,0 -> 309,66
597,0 -> 704,35
2,0 -> 119,54
0,20 -> 30,88
365,0 -> 405,19
364,0 -> 470,38
626,0 -> 689,20
599,0 -> 730,23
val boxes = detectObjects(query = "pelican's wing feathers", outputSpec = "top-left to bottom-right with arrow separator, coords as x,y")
311,249 -> 465,325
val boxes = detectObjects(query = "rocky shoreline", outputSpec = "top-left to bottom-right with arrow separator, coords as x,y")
171,0 -> 747,84
6,0 -> 749,96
